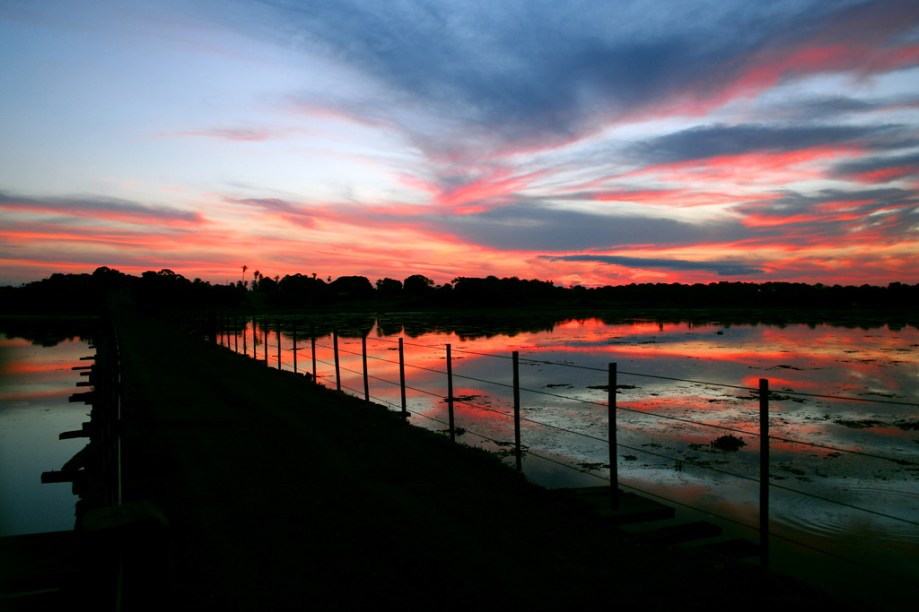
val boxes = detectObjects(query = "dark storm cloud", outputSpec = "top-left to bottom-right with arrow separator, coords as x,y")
425,186 -> 918,256
831,151 -> 919,182
761,94 -> 919,123
634,123 -> 901,165
263,0 -> 842,146
425,199 -> 748,251
748,187 -> 918,217
736,187 -> 919,244
774,96 -> 879,119
540,254 -> 764,276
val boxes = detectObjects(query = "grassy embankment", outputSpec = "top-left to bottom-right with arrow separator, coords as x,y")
100,305 -> 852,610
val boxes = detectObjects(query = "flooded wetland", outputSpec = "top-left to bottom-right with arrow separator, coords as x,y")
225,311 -> 919,602
0,330 -> 92,536
3,311 -> 917,606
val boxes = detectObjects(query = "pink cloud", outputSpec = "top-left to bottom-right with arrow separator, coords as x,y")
0,192 -> 203,228
435,169 -> 547,211
625,146 -> 859,186
158,127 -> 278,142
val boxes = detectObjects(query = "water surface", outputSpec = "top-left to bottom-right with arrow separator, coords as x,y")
0,333 -> 89,536
224,313 -> 919,600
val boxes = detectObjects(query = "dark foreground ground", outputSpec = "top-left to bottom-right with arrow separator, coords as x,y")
8,308 -> 859,610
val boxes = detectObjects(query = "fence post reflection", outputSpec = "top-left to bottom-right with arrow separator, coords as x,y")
609,362 -> 618,510
759,377 -> 770,569
513,351 -> 522,472
446,343 -> 455,443
362,333 -> 369,402
311,326 -> 317,381
398,338 -> 407,416
333,331 -> 341,391
208,315 -> 916,587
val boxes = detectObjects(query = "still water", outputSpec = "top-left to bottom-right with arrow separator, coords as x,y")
4,314 -> 916,602
226,312 -> 919,602
0,331 -> 90,536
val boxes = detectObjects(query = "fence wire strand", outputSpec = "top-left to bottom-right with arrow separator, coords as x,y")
233,328 -> 918,468
219,321 -> 919,541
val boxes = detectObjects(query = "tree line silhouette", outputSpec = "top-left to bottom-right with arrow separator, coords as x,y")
1,266 -> 917,314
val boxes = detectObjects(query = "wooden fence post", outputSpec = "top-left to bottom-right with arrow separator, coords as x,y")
333,331 -> 341,391
446,343 -> 455,442
609,363 -> 619,509
513,351 -> 522,472
311,327 -> 317,382
362,334 -> 370,402
263,319 -> 269,365
234,316 -> 239,352
399,338 -> 407,416
292,324 -> 298,374
760,377 -> 770,569
208,311 -> 217,345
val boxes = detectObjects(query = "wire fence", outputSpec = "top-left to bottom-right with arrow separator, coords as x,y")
212,315 -> 919,587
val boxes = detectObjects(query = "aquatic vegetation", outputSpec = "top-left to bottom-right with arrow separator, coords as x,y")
710,434 -> 746,452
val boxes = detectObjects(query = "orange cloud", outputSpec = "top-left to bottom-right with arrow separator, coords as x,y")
435,169 -> 546,211
629,146 -> 860,186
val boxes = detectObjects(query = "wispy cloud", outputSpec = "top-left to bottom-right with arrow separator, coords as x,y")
632,124 -> 898,166
735,188 -> 919,242
261,0 -> 919,153
227,196 -> 317,228
2,0 -> 918,287
409,198 -> 742,252
0,191 -> 203,227
160,127 -> 277,142
541,254 -> 764,276
831,152 -> 919,184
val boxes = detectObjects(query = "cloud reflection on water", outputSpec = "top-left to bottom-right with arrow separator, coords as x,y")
226,314 -> 918,589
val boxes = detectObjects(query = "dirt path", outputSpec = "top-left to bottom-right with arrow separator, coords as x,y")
112,307 -> 846,610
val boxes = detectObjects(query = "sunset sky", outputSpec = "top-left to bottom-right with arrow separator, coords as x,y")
2,0 -> 918,287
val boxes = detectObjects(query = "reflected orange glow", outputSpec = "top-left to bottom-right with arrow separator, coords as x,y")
4,361 -> 72,376
227,317 -> 917,473
213,313 -> 919,575
450,388 -> 509,421
0,389 -> 73,402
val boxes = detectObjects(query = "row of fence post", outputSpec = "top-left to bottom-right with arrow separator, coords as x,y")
216,315 -> 771,568
43,320 -> 124,512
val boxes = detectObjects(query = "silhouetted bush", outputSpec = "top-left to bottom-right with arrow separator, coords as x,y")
3,267 -> 917,318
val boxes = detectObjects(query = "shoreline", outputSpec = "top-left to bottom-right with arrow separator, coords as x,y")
109,306 -> 853,609
3,307 -> 898,609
